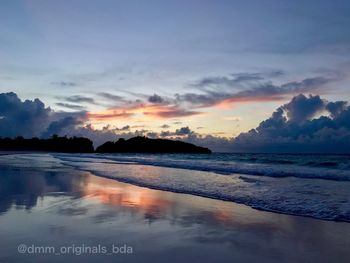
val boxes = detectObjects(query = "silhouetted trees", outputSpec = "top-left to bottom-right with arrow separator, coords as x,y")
96,136 -> 212,153
0,135 -> 94,153
0,135 -> 212,154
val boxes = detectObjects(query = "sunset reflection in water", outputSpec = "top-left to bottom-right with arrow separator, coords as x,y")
80,172 -> 236,225
1,163 -> 350,263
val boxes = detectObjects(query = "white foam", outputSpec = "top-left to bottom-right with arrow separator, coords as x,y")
54,154 -> 350,222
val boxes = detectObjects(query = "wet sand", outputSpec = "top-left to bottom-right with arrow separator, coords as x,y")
0,163 -> 349,262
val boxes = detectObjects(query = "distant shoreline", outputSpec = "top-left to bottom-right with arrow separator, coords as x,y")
0,136 -> 212,154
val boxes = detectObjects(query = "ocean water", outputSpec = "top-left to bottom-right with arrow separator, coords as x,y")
57,153 -> 350,181
1,153 -> 350,222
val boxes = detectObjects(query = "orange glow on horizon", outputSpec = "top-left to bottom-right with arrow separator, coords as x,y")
87,103 -> 203,122
214,95 -> 286,109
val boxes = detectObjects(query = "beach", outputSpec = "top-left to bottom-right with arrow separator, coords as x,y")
0,153 -> 350,262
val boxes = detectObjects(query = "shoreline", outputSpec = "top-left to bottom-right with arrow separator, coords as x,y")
1,152 -> 350,222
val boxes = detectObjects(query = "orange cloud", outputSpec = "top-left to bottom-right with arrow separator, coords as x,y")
216,95 -> 286,108
88,103 -> 203,122
87,111 -> 133,121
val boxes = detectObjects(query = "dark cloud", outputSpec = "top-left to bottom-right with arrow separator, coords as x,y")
50,93 -> 350,153
101,124 -> 132,132
326,101 -> 348,118
51,81 -> 77,87
281,94 -> 326,123
192,75 -> 257,88
148,94 -> 164,104
43,114 -> 86,138
175,126 -> 192,135
63,95 -> 96,104
97,92 -> 125,102
0,92 -> 89,139
192,71 -> 284,88
179,76 -> 333,108
2,92 -> 349,153
160,126 -> 194,137
146,132 -> 158,138
154,94 -> 350,153
235,77 -> 329,98
55,103 -> 86,110
159,131 -> 172,137
117,125 -> 130,131
230,94 -> 350,153
160,124 -> 170,129
143,107 -> 202,118
0,92 -> 51,138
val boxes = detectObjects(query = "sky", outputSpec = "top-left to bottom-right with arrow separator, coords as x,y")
0,0 -> 350,152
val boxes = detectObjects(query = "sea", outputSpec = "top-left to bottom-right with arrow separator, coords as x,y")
1,152 -> 349,222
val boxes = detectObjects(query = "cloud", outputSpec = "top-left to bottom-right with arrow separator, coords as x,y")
0,92 -> 201,147
51,81 -> 77,87
192,71 -> 284,89
2,92 -> 349,153
43,114 -> 87,138
148,94 -> 164,104
179,76 -> 334,108
0,92 -> 92,140
160,124 -> 170,129
175,126 -> 192,135
160,126 -> 194,137
229,94 -> 350,153
326,101 -> 348,118
144,106 -> 202,118
76,72 -> 336,125
62,95 -> 96,104
153,94 -> 350,153
281,94 -> 325,123
55,103 -> 86,110
88,104 -> 202,122
117,125 -> 130,131
97,92 -> 125,102
0,92 -> 52,138
87,111 -> 133,121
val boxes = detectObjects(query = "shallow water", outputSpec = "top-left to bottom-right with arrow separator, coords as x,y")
0,154 -> 350,262
38,153 -> 350,221
1,153 -> 350,221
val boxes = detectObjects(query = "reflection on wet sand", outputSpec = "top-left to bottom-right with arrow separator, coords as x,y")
83,176 -> 173,218
0,164 -> 238,227
0,163 -> 350,263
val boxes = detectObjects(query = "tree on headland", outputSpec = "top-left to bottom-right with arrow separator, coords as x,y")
0,135 -> 211,154
96,136 -> 212,153
0,135 -> 94,153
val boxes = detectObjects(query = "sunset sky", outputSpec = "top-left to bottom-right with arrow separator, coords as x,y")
1,0 -> 350,151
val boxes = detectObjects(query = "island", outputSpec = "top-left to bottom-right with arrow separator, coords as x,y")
96,136 -> 212,154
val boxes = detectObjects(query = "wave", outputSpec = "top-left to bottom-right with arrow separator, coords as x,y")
1,153 -> 349,222
53,154 -> 350,223
55,153 -> 350,182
